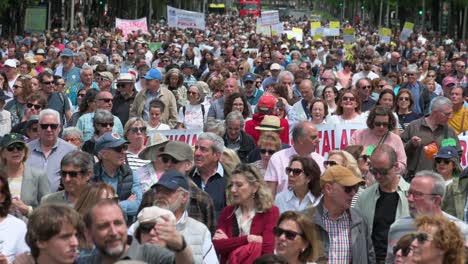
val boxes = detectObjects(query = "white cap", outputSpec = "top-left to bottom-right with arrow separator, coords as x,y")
4,59 -> 17,68
270,63 -> 281,70
137,206 -> 176,225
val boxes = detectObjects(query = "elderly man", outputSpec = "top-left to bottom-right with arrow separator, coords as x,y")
356,145 -> 410,263
243,72 -> 263,106
67,67 -> 99,107
96,71 -> 115,94
223,111 -> 255,162
448,86 -> 468,134
130,68 -> 178,127
81,199 -> 193,263
207,78 -> 239,120
382,51 -> 403,76
262,63 -> 282,89
265,121 -> 325,197
150,170 -> 218,264
92,132 -> 142,218
304,165 -> 375,263
401,96 -> 461,180
386,170 -> 468,263
315,69 -> 336,98
112,73 -> 137,126
400,64 -> 431,115
188,132 -> 229,217
292,80 -> 315,121
26,109 -> 76,191
39,71 -> 72,124
41,150 -> 92,206
355,77 -> 376,112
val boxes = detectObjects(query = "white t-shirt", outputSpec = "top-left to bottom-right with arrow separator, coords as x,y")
0,215 -> 29,262
177,104 -> 206,130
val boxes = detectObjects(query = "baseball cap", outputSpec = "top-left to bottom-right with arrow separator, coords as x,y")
243,73 -> 255,83
94,132 -> 128,154
435,146 -> 459,160
320,165 -> 365,188
98,71 -> 115,82
257,94 -> 278,112
270,63 -> 281,71
3,59 -> 17,68
0,133 -> 25,147
60,48 -> 74,57
153,169 -> 189,191
280,44 -> 288,50
143,68 -> 162,81
181,62 -> 195,69
116,73 -> 135,83
137,206 -> 176,225
442,76 -> 457,87
159,141 -> 194,161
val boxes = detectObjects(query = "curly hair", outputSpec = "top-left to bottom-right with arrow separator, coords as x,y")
335,89 -> 362,115
227,163 -> 273,212
0,171 -> 12,217
414,214 -> 466,264
164,68 -> 184,88
224,92 -> 250,118
366,105 -> 397,131
395,89 -> 415,113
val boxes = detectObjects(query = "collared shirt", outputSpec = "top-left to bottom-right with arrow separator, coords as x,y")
235,207 -> 256,236
246,88 -> 263,106
274,190 -> 321,213
225,134 -> 241,151
187,180 -> 217,234
26,138 -> 76,192
322,207 -> 352,263
407,81 -> 422,114
191,162 -> 226,217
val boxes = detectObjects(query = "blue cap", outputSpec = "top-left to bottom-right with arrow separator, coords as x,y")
144,68 -> 162,81
60,48 -> 74,57
243,73 -> 255,82
435,146 -> 459,160
153,169 -> 189,191
94,132 -> 128,154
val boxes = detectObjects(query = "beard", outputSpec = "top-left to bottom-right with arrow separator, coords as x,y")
154,195 -> 183,214
100,238 -> 126,258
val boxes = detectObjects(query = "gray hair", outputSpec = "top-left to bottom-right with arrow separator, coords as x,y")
225,110 -> 244,127
204,119 -> 226,137
39,109 -> 61,125
430,96 -> 453,112
414,170 -> 446,198
291,121 -> 307,144
62,127 -> 83,141
198,132 -> 224,153
60,150 -> 94,172
278,70 -> 294,83
94,109 -> 114,123
189,83 -> 206,104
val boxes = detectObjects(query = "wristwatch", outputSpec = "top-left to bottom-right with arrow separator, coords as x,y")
169,236 -> 187,253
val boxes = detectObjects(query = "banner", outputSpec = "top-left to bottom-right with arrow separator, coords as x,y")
400,22 -> 414,41
261,10 -> 280,26
167,6 -> 206,30
116,17 -> 148,37
149,129 -> 202,146
379,27 -> 392,43
342,28 -> 356,43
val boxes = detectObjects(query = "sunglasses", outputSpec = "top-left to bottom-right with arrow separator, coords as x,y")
340,184 -> 360,194
116,83 -> 127,88
398,97 -> 410,101
111,144 -> 128,153
393,246 -> 411,257
342,96 -> 355,102
27,103 -> 42,110
323,160 -> 337,167
13,85 -> 23,89
131,127 -> 147,133
60,170 -> 84,178
273,227 -> 304,240
6,142 -> 25,152
42,81 -> 54,85
374,121 -> 389,128
139,222 -> 156,233
161,155 -> 179,164
40,124 -> 59,130
98,122 -> 114,128
369,166 -> 391,176
285,167 -> 304,176
360,85 -> 372,89
78,93 -> 86,98
435,158 -> 451,164
259,148 -> 275,155
98,98 -> 113,103
413,232 -> 432,243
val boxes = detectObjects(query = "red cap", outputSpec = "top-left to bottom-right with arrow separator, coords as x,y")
442,76 -> 457,87
257,94 -> 278,112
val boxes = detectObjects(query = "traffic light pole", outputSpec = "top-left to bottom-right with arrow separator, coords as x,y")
421,0 -> 425,30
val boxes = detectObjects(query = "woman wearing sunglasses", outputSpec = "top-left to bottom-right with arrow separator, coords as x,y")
393,233 -> 415,264
395,89 -> 421,131
251,133 -> 282,176
411,214 -> 466,264
5,76 -> 32,127
274,155 -> 322,214
433,146 -> 462,186
274,211 -> 326,264
11,92 -> 46,136
81,109 -> 114,157
0,133 -> 49,220
123,117 -> 149,172
326,89 -> 367,125
213,164 -> 279,264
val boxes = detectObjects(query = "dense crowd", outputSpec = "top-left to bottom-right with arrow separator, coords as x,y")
0,12 -> 467,264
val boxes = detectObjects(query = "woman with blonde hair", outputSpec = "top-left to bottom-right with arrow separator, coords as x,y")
123,117 -> 149,172
221,148 -> 241,175
213,164 -> 279,264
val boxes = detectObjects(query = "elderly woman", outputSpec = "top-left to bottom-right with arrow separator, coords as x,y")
161,68 -> 187,108
81,109 -> 114,156
274,156 -> 322,213
433,146 -> 462,185
351,105 -> 407,174
326,89 -> 366,125
213,163 -> 279,264
0,133 -> 49,219
274,211 -> 325,264
124,117 -> 150,172
309,98 -> 328,125
5,76 -> 32,127
62,127 -> 83,148
251,132 -> 282,175
135,134 -> 169,193
411,214 -> 466,264
176,83 -> 206,130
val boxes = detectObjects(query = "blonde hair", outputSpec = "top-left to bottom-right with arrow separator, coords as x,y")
221,148 -> 241,175
328,150 -> 362,178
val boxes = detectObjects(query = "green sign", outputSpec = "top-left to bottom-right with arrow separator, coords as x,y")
25,7 -> 47,33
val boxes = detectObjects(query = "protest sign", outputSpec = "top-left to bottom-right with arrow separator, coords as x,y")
167,6 -> 206,30
115,17 -> 148,37
261,10 -> 280,26
400,22 -> 414,41
310,21 -> 321,36
149,129 -> 202,146
285,28 -> 303,41
379,27 -> 392,43
271,23 -> 284,36
342,28 -> 356,43
323,21 -> 340,36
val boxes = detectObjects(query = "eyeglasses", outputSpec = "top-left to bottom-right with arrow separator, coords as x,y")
373,121 -> 389,128
56,83 -> 65,86
405,190 -> 437,199
187,91 -> 198,95
40,124 -> 59,130
259,148 -> 276,155
439,110 -> 453,117
127,52 -> 134,55
369,166 -> 392,176
13,85 -> 23,89
161,155 -> 179,164
342,96 -> 355,102
6,143 -> 25,152
427,75 -> 436,77
398,97 -> 410,101
130,127 -> 147,133
27,103 -> 42,110
238,68 -> 244,71
78,93 -> 86,98
60,170 -> 84,178
139,222 -> 156,233
323,160 -> 337,167
435,158 -> 451,164
116,83 -> 127,88
363,61 -> 372,65
98,122 -> 114,128
110,144 -> 128,153
273,227 -> 304,240
320,78 -> 331,82
41,81 -> 54,85
97,98 -> 113,103
393,245 -> 411,257
285,167 -> 304,176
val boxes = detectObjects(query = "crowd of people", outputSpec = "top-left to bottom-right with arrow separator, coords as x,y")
0,12 -> 467,264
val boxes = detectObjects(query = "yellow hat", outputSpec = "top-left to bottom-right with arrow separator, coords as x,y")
320,165 -> 365,188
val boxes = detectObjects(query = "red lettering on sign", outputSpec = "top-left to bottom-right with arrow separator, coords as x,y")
461,140 -> 467,167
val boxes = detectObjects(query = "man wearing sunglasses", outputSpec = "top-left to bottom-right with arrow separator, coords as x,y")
351,55 -> 379,87
304,165 -> 375,263
112,73 -> 137,126
92,132 -> 142,219
356,145 -> 410,263
400,64 -> 431,115
38,71 -> 72,126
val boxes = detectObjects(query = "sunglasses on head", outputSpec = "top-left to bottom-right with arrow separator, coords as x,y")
27,103 -> 42,110
435,158 -> 451,164
6,142 -> 25,152
60,170 -> 84,178
111,144 -> 128,153
139,222 -> 156,233
130,127 -> 147,133
40,124 -> 59,130
285,167 -> 304,176
98,122 -> 114,128
323,160 -> 337,167
259,148 -> 275,155
273,227 -> 304,240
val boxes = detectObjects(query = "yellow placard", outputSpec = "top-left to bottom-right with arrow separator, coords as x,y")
330,21 -> 340,28
311,22 -> 321,29
379,27 -> 391,36
292,27 -> 302,33
403,22 -> 414,30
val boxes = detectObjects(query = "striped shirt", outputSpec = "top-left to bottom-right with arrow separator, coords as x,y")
126,151 -> 150,172
322,207 -> 352,263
